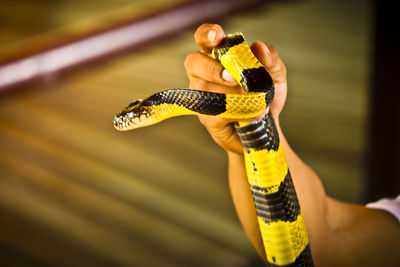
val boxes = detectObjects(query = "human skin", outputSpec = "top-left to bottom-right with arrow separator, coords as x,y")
184,23 -> 400,267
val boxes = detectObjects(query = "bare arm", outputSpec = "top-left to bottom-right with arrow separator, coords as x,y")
228,123 -> 400,267
185,23 -> 400,267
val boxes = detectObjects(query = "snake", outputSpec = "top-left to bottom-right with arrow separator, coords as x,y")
114,33 -> 314,267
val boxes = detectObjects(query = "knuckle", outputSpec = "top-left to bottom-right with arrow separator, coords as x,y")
184,51 -> 203,72
207,61 -> 216,75
190,77 -> 207,90
266,43 -> 277,54
281,61 -> 287,76
183,53 -> 194,71
195,79 -> 208,90
269,45 -> 281,62
207,61 -> 221,82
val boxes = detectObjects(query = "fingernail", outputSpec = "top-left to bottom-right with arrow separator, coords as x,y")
222,69 -> 235,82
208,30 -> 216,43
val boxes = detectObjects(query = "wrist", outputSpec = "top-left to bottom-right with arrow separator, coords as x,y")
271,112 -> 280,126
227,150 -> 244,160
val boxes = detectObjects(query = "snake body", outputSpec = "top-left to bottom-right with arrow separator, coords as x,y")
114,33 -> 314,267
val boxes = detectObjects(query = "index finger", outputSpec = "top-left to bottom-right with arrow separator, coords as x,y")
194,24 -> 225,54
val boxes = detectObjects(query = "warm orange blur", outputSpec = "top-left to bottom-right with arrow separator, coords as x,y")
0,0 -> 372,266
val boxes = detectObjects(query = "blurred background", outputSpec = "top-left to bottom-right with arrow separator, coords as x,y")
0,0 -> 398,266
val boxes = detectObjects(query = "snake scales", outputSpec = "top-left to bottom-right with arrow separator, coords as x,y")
114,33 -> 314,267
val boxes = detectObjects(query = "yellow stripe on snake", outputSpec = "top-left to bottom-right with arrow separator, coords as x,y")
114,33 -> 314,267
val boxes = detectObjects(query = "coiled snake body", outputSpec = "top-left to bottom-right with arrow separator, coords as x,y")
114,33 -> 314,267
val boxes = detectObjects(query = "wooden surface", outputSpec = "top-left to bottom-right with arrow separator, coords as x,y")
0,0 -> 372,266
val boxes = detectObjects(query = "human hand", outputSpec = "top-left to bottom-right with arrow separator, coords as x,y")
184,24 -> 288,154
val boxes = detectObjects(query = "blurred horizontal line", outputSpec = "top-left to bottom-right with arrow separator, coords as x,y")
0,0 -> 262,94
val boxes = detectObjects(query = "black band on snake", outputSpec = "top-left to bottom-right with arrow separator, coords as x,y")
114,33 -> 314,267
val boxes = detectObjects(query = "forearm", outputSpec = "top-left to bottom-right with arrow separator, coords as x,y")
227,118 -> 400,266
227,118 -> 331,264
277,119 -> 400,266
228,151 -> 266,261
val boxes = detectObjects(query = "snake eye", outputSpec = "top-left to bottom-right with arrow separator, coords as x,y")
123,99 -> 143,112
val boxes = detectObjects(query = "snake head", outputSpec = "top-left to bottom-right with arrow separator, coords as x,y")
113,100 -> 154,131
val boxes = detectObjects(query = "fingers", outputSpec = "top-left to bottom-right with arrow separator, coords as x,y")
251,42 -> 287,84
250,42 -> 287,119
189,77 -> 242,94
192,24 -> 287,88
189,24 -> 240,88
184,51 -> 238,87
189,24 -> 285,153
194,24 -> 225,54
250,42 -> 275,69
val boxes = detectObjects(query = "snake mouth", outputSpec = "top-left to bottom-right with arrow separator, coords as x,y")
113,100 -> 154,131
113,112 -> 149,130
113,115 -> 129,131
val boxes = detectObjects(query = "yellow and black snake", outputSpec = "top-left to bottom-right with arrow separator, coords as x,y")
114,33 -> 314,267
